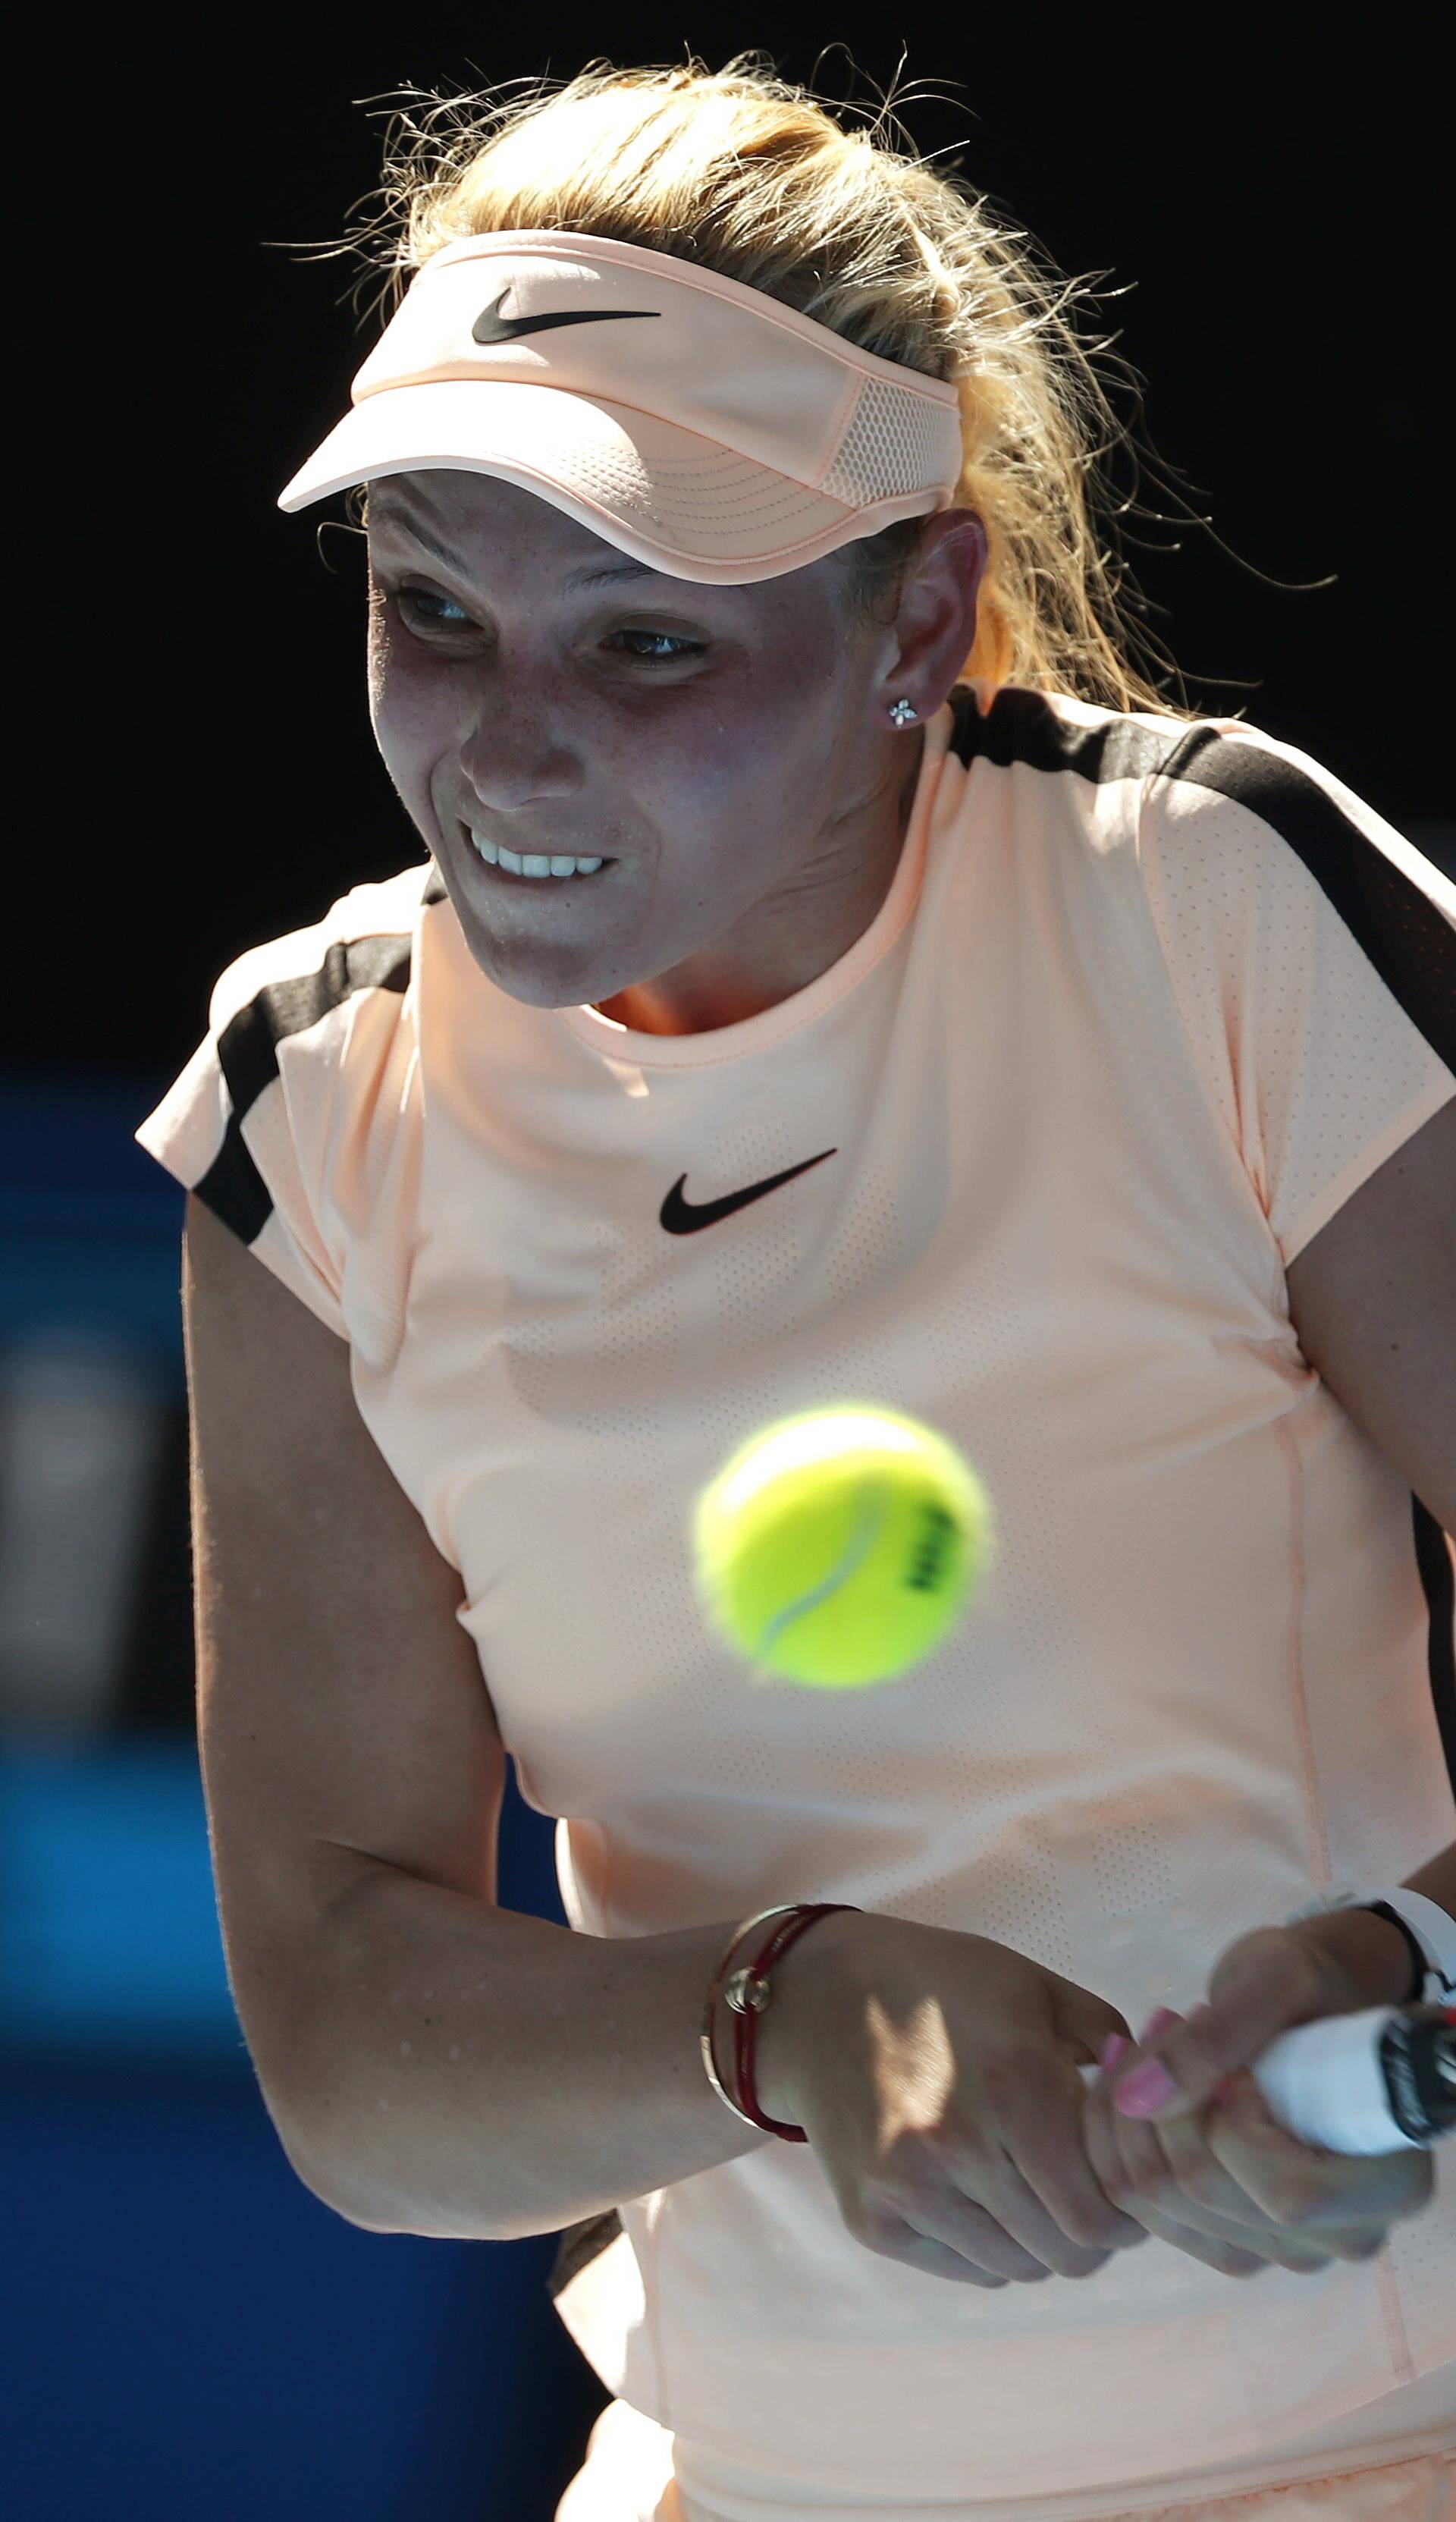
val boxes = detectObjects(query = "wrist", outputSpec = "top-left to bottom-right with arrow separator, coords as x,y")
739,1907 -> 865,2128
1289,1904 -> 1420,2010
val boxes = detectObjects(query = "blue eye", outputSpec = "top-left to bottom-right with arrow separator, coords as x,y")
393,589 -> 702,663
397,589 -> 471,627
613,630 -> 703,661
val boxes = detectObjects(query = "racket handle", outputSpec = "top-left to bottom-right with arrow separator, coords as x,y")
1250,2004 -> 1455,2153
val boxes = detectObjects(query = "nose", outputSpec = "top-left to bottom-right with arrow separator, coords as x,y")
459,699 -> 580,817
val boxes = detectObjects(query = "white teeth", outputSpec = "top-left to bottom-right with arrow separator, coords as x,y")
470,828 -> 604,878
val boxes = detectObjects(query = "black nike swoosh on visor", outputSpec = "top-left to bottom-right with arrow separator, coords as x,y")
473,290 -> 662,344
661,1151 -> 838,1235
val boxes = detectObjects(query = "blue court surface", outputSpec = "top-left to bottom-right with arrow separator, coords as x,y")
1,1070 -> 607,2519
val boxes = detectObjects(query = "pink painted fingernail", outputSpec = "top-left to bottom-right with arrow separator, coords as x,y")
1116,2060 -> 1178,2116
1100,2034 -> 1130,2073
1138,2007 -> 1180,2043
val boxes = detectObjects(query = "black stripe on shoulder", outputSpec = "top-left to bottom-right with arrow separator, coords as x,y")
1150,724 -> 1455,1076
946,682 -> 1169,787
946,690 -> 1454,1075
193,932 -> 413,1248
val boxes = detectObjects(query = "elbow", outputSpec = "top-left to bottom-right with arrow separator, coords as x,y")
271,2110 -> 403,2235
297,2151 -> 402,2235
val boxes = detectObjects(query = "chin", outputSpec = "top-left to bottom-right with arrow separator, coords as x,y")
457,929 -> 618,1011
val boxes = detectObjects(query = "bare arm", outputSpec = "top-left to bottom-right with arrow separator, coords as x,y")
180,1182 -> 839,2242
293,1835 -> 1455,2239
292,1869 -> 807,2238
1284,1095 -> 1456,1533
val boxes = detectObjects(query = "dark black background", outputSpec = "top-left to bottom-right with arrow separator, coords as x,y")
40,18 -> 1450,1083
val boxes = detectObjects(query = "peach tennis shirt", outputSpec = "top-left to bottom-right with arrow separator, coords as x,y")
136,679 -> 1456,2509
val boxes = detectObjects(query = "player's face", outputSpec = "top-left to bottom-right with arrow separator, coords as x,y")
364,470 -> 984,1034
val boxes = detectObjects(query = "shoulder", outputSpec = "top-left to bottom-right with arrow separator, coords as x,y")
945,678 -> 1190,795
943,682 -> 1441,884
949,685 -> 1453,927
1132,719 -> 1455,1035
1136,716 -> 1454,931
207,860 -> 438,1057
195,860 -> 436,1248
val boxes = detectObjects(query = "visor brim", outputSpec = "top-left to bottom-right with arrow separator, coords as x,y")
276,379 -> 943,586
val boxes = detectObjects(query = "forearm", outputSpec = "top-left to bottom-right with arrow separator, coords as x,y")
287,1839 -> 1455,2238
287,1864 -> 770,2241
1294,1837 -> 1455,2007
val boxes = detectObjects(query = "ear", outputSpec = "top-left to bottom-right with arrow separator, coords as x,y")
872,510 -> 989,718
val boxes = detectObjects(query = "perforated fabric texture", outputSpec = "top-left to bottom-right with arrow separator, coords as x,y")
821,372 -> 959,505
135,681 -> 1456,2513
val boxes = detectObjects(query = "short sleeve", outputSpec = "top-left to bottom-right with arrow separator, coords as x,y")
1136,721 -> 1456,1272
135,918 -> 355,1338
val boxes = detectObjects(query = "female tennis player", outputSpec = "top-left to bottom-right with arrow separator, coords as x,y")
136,52 -> 1455,2522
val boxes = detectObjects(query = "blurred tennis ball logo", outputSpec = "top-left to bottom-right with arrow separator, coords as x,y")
691,1405 -> 995,1688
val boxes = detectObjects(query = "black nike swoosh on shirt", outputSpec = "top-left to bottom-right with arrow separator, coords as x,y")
472,290 -> 662,344
660,1150 -> 839,1235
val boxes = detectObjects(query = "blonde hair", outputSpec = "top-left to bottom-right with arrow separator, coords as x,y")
296,53 -> 1222,721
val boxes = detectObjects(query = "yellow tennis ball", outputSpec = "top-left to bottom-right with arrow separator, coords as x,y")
691,1404 -> 994,1689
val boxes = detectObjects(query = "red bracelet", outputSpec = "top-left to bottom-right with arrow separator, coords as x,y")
717,1903 -> 860,2140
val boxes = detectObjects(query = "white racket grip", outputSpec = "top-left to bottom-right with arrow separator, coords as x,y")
1251,2006 -> 1423,2153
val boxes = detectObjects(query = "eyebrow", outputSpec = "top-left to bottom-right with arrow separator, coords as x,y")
366,497 -> 657,591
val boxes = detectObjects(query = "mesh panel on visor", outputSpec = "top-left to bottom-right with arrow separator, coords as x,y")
821,376 -> 959,505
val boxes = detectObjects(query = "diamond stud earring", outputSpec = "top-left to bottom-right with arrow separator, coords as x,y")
888,699 -> 918,727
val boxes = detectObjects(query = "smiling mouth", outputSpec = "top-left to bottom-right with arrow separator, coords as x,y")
460,821 -> 616,883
